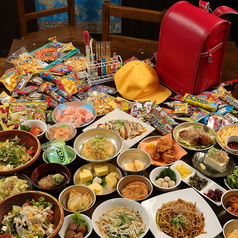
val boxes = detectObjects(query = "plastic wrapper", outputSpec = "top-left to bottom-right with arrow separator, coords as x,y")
7,102 -> 47,125
0,68 -> 19,92
63,52 -> 88,72
41,139 -> 71,164
48,63 -> 73,74
0,91 -> 16,105
183,93 -> 218,111
130,100 -> 153,121
85,91 -> 118,116
6,47 -> 43,74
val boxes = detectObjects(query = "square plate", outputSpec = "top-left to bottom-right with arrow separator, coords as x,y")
141,188 -> 222,238
83,109 -> 155,151
171,160 -> 227,206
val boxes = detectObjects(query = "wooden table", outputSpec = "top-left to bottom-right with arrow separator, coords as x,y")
1,39 -> 238,238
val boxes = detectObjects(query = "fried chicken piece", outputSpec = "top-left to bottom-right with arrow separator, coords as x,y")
179,129 -> 199,145
152,151 -> 160,161
162,149 -> 176,164
156,138 -> 172,152
199,134 -> 212,146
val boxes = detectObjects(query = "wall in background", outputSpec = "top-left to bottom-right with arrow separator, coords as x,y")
0,0 -> 199,57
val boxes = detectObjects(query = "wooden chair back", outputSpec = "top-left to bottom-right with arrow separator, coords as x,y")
16,0 -> 86,42
102,1 -> 166,44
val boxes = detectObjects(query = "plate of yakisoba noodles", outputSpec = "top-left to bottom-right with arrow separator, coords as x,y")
141,187 -> 222,238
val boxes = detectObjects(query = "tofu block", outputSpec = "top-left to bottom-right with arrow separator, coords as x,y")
79,169 -> 93,183
203,148 -> 229,173
94,164 -> 109,177
88,182 -> 103,194
105,172 -> 118,188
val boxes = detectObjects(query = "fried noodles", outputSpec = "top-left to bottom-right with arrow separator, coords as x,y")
95,206 -> 146,238
156,198 -> 206,238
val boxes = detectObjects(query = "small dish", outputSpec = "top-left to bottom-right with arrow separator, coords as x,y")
42,145 -> 76,165
58,185 -> 96,213
117,175 -> 153,201
192,151 -> 236,178
223,219 -> 238,238
20,119 -> 47,139
225,135 -> 238,155
224,166 -> 238,190
117,148 -> 151,175
31,163 -> 70,191
149,166 -> 181,192
45,123 -> 77,142
221,190 -> 238,217
73,162 -> 122,196
59,213 -> 93,238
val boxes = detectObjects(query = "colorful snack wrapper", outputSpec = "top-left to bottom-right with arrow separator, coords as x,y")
41,139 -> 72,164
0,91 -> 16,105
90,85 -> 117,94
216,86 -> 238,110
48,63 -> 73,74
130,100 -> 153,121
185,108 -> 210,123
0,68 -> 19,92
173,102 -> 189,115
183,93 -> 219,111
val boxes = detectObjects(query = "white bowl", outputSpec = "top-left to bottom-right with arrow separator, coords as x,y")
223,219 -> 238,238
58,213 -> 93,238
149,166 -> 181,192
21,119 -> 47,138
225,135 -> 238,155
92,198 -> 149,238
117,148 -> 151,175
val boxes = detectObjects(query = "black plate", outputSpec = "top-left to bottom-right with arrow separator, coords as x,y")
192,152 -> 235,178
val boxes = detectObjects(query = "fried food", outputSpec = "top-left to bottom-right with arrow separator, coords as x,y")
149,137 -> 176,164
121,181 -> 149,200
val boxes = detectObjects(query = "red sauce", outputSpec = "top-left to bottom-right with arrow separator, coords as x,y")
227,141 -> 238,150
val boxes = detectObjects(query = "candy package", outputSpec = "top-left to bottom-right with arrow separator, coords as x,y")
6,47 -> 43,74
41,139 -> 72,164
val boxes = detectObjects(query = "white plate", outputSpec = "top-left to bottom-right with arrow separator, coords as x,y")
73,162 -> 123,195
141,188 -> 222,238
171,160 -> 227,206
92,198 -> 149,238
83,109 -> 155,152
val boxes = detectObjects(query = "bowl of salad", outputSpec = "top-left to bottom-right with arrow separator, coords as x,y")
0,130 -> 41,175
0,190 -> 64,238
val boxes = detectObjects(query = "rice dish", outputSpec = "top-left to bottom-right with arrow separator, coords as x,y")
82,135 -> 115,160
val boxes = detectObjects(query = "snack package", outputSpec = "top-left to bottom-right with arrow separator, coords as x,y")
0,68 -> 20,92
130,100 -> 153,121
63,52 -> 88,72
6,47 -> 43,74
85,91 -> 118,116
7,102 -> 47,125
41,139 -> 72,164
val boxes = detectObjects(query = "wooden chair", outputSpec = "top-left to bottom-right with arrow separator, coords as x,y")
16,0 -> 88,42
102,1 -> 167,43
102,1 -> 167,59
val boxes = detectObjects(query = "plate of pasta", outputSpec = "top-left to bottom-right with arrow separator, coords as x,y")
141,187 -> 222,238
217,124 -> 238,156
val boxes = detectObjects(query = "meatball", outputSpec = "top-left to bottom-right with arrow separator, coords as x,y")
68,224 -> 78,231
74,232 -> 84,238
77,225 -> 87,235
65,229 -> 76,238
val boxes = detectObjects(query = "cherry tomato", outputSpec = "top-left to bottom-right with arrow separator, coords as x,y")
25,149 -> 35,155
47,213 -> 54,222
